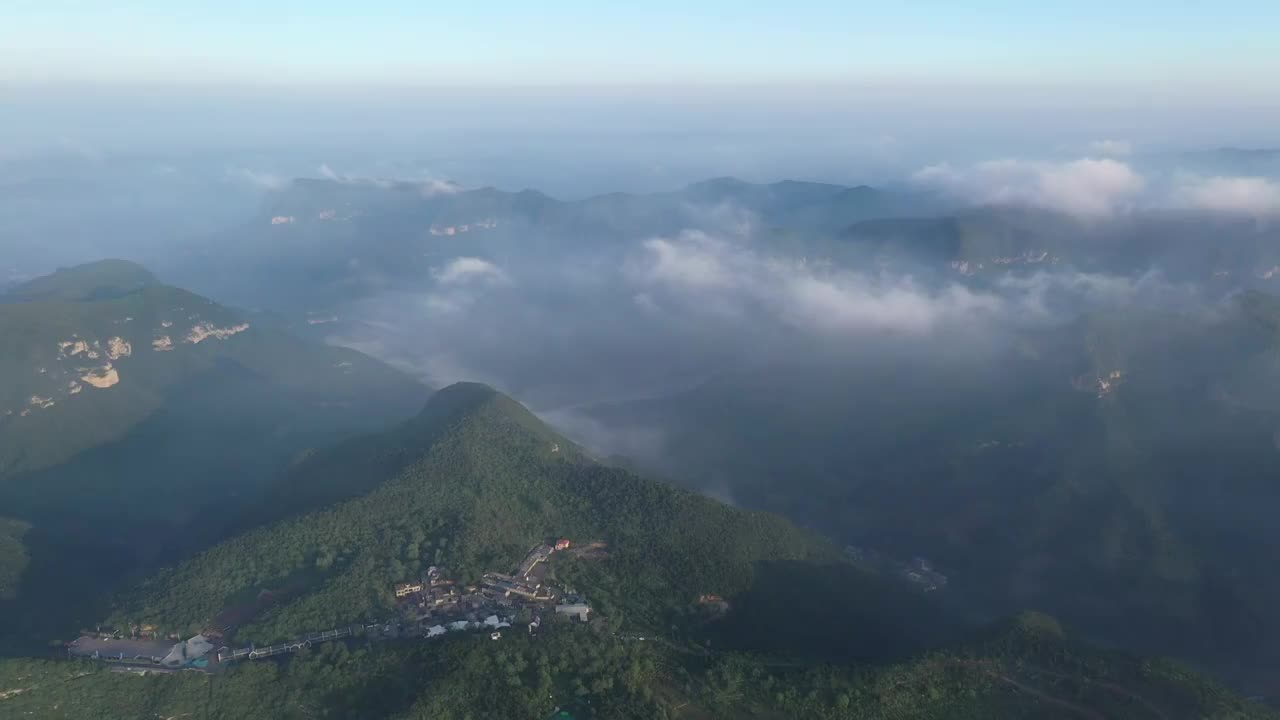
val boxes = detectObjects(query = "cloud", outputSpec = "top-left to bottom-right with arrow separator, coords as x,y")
316,163 -> 461,195
640,232 -> 736,289
780,272 -> 1001,334
915,157 -> 1145,217
633,230 -> 1003,335
433,257 -> 509,285
420,178 -> 463,197
230,168 -> 288,190
996,269 -> 1197,320
1088,139 -> 1133,157
418,257 -> 512,316
1175,175 -> 1280,217
541,407 -> 668,466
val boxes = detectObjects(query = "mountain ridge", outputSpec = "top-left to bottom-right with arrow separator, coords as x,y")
15,382 -> 1270,719
2,259 -> 158,303
0,261 -> 429,651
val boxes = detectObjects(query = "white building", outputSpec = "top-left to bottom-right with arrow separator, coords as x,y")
555,603 -> 591,622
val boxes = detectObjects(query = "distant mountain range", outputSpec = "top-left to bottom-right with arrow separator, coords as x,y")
166,174 -> 1280,321
168,176 -> 937,312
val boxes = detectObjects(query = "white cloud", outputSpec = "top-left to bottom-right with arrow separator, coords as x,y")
420,178 -> 463,197
230,168 -> 288,190
633,231 -> 1003,335
433,257 -> 509,285
640,232 -> 736,289
415,258 -> 511,317
915,157 -> 1145,217
780,272 -> 1001,333
1176,175 -> 1280,217
314,163 -> 460,195
1087,139 -> 1133,157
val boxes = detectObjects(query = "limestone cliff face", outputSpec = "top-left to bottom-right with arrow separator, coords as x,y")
79,364 -> 120,389
107,337 -> 132,360
186,322 -> 250,344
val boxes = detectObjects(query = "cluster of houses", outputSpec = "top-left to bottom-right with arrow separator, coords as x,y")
69,538 -> 595,674
479,539 -> 567,601
423,613 -> 512,641
392,538 -> 592,638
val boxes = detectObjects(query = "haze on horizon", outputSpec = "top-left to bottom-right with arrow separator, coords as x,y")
4,0 -> 1280,153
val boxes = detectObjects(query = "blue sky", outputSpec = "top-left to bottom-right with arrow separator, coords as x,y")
3,0 -> 1278,91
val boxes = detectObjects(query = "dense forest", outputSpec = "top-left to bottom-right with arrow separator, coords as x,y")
1,612 -> 1270,719
6,329 -> 1278,717
581,289 -> 1280,674
112,383 -> 925,647
13,382 -> 1245,718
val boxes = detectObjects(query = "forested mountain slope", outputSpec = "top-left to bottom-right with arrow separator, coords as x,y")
0,260 -> 429,651
0,260 -> 425,480
1,384 -> 1266,718
114,382 -> 946,653
4,612 -> 1271,720
578,289 -> 1280,684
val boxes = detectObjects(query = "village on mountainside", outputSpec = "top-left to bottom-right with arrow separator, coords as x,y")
66,537 -> 600,673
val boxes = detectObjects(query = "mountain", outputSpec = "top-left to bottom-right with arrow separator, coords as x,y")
576,289 -> 1280,694
1,612 -> 1272,719
165,177 -> 920,313
2,258 -> 160,303
168,173 -> 1280,325
0,260 -> 426,480
111,382 -> 944,648
839,205 -> 1280,286
0,385 -> 1270,719
0,260 -> 429,649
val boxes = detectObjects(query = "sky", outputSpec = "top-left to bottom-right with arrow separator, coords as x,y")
3,1 -> 1279,154
3,1 -> 1279,90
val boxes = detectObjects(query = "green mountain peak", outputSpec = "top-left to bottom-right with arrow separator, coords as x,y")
5,259 -> 158,303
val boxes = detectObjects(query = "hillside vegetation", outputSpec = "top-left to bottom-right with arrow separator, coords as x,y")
581,289 -> 1280,679
0,260 -> 423,479
115,383 -> 939,649
3,384 -> 1270,718
0,261 -> 429,651
1,611 -> 1271,719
